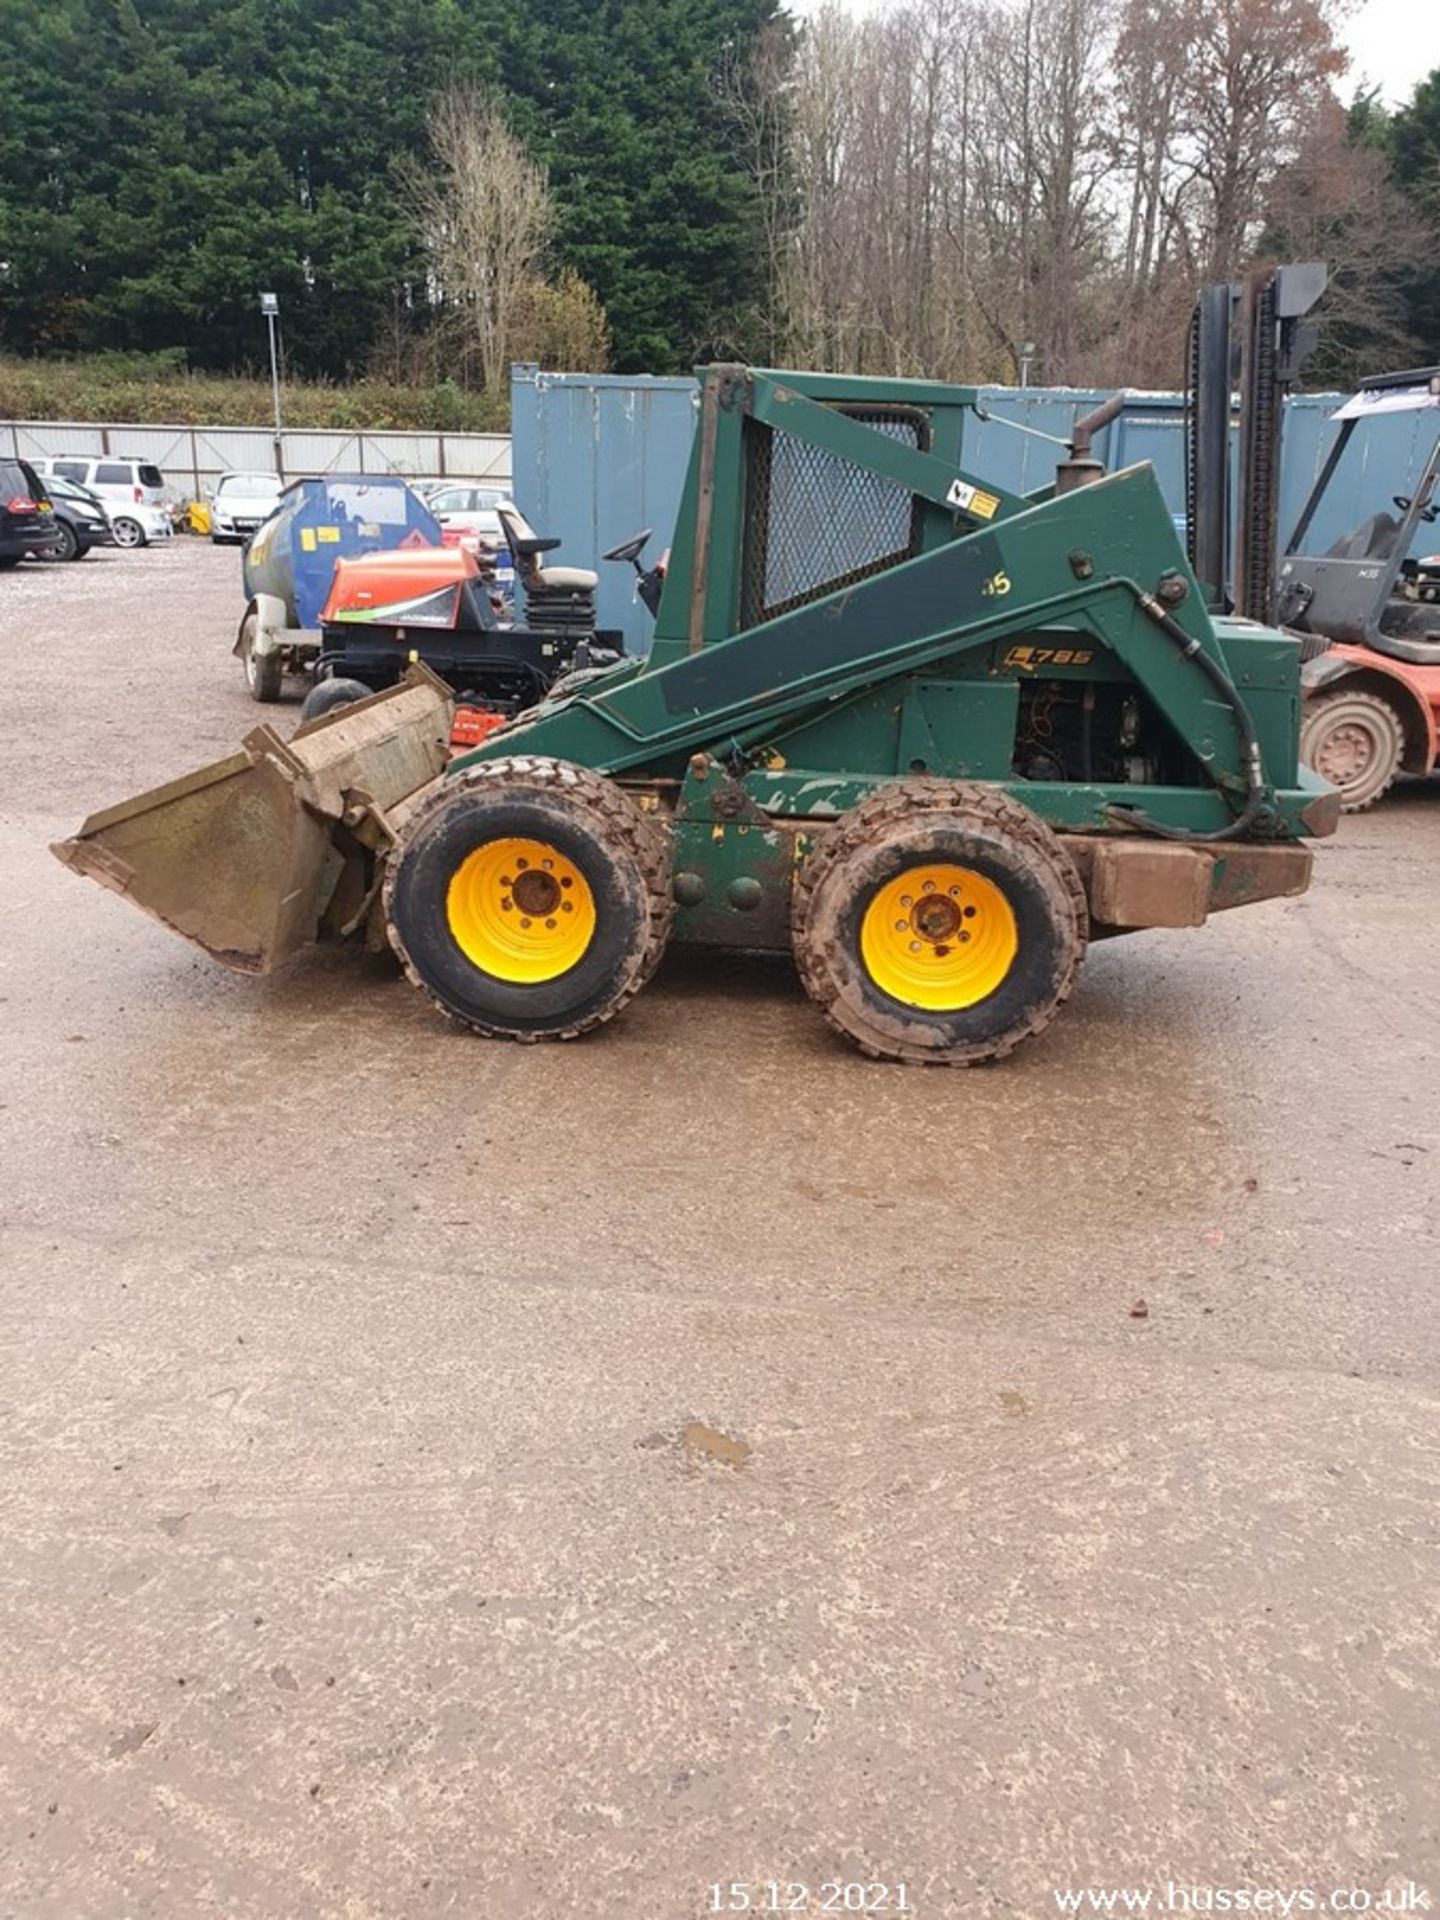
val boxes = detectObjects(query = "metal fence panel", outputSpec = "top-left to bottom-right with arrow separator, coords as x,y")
8,421 -> 107,462
0,418 -> 511,496
428,433 -> 512,482
279,430 -> 361,475
189,426 -> 281,476
360,431 -> 439,478
98,424 -> 195,469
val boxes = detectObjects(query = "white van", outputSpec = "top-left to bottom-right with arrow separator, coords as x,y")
31,456 -> 172,549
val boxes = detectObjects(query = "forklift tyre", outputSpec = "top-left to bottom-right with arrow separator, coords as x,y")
1300,688 -> 1404,812
239,610 -> 284,703
384,757 -> 673,1041
299,677 -> 372,724
792,781 -> 1087,1065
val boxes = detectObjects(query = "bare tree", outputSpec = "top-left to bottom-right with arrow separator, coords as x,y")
728,0 -> 1414,391
1262,96 -> 1437,380
1177,0 -> 1349,280
965,0 -> 1119,382
716,24 -> 797,363
782,5 -> 865,368
400,89 -> 553,394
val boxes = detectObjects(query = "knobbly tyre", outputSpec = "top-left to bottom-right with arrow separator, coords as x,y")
55,365 -> 1338,1066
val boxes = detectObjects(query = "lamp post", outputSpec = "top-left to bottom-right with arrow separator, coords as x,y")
260,292 -> 283,478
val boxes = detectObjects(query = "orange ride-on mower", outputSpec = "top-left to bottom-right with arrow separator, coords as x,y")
297,544 -> 627,730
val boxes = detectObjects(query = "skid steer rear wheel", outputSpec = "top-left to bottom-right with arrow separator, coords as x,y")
384,757 -> 673,1041
792,781 -> 1087,1066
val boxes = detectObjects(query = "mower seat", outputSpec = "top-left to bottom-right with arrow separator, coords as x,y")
498,507 -> 598,593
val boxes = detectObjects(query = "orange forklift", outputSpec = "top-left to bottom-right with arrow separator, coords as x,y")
1184,270 -> 1440,812
1276,369 -> 1440,809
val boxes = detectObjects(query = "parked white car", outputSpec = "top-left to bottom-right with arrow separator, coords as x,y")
210,471 -> 284,545
31,455 -> 172,549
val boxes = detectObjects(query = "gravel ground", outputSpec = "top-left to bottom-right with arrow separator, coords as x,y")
1,542 -> 1437,1919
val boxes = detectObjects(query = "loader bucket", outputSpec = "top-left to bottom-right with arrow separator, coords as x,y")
51,668 -> 453,974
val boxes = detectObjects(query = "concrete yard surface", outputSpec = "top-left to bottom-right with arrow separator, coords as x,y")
1,543 -> 1437,1918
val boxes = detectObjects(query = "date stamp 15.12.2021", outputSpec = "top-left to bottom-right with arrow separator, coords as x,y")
707,1885 -> 912,1914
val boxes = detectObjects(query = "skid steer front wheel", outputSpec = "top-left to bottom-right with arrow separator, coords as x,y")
384,757 -> 672,1041
793,781 -> 1087,1065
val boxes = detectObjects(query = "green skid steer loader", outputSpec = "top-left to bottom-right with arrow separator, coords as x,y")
55,366 -> 1338,1065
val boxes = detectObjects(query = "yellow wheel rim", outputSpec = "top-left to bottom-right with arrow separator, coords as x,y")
445,837 -> 597,984
860,862 -> 1018,1011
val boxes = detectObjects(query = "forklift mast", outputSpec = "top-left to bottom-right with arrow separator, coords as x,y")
1185,262 -> 1328,622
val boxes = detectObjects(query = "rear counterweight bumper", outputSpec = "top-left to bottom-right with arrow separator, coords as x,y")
1063,836 -> 1315,933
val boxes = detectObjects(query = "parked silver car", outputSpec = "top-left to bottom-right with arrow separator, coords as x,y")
421,483 -> 515,549
210,471 -> 285,545
31,455 -> 172,549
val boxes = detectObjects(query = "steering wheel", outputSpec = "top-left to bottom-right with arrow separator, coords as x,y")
1394,494 -> 1440,524
602,528 -> 652,565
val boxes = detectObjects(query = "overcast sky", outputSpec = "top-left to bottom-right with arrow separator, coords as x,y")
788,0 -> 1440,109
1344,0 -> 1440,105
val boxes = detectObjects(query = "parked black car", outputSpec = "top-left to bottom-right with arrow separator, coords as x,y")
41,472 -> 115,561
0,457 -> 57,568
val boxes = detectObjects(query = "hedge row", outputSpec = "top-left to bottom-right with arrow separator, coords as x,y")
0,353 -> 510,433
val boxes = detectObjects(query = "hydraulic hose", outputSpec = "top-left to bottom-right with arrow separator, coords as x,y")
1105,590 -> 1272,844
